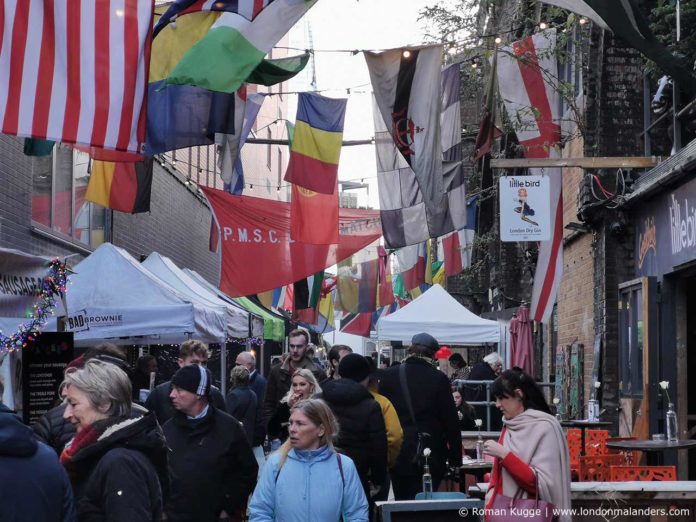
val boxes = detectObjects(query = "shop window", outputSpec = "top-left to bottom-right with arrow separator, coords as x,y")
31,145 -> 108,248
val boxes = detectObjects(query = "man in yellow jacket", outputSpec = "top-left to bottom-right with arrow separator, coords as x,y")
368,360 -> 403,503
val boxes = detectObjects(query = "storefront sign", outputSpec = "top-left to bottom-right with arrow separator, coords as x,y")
635,175 -> 696,277
499,175 -> 551,241
22,332 -> 74,424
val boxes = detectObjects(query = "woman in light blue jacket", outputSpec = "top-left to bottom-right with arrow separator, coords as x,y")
249,398 -> 368,522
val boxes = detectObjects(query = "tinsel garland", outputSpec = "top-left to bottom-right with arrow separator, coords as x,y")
227,336 -> 264,346
0,258 -> 68,353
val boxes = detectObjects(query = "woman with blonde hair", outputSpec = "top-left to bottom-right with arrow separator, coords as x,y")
59,359 -> 168,521
249,398 -> 368,521
267,369 -> 321,446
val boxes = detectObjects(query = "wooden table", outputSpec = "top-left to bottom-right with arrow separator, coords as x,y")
561,420 -> 612,456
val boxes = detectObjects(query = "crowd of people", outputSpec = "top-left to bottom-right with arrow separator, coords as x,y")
0,329 -> 571,521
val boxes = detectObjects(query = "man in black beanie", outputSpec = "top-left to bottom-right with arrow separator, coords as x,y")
163,364 -> 258,522
378,333 -> 462,500
321,354 -> 387,517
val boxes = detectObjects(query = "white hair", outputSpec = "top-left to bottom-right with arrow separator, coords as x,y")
483,352 -> 502,366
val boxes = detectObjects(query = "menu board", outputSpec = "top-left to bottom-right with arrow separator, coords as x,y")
22,332 -> 74,424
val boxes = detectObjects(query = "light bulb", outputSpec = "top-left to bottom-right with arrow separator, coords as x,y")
495,37 -> 502,44
579,17 -> 587,25
539,22 -> 547,30
403,50 -> 411,58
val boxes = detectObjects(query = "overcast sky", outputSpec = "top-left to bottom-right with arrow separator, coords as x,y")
288,0 -> 434,207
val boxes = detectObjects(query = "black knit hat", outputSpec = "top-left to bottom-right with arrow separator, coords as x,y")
411,332 -> 440,355
338,353 -> 372,382
171,364 -> 211,397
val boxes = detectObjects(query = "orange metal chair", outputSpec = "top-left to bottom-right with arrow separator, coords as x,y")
605,436 -> 642,465
585,429 -> 609,456
609,466 -> 677,481
567,429 -> 582,477
578,454 -> 625,481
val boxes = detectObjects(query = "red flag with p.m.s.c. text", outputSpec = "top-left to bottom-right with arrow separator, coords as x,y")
201,187 -> 382,297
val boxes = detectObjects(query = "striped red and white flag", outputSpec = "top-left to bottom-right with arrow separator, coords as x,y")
0,0 -> 153,153
497,29 -> 563,323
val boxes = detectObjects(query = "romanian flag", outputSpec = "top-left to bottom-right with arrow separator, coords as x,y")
85,160 -> 153,213
285,92 -> 347,195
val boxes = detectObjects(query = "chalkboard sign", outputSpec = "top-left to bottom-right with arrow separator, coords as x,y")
22,332 -> 74,424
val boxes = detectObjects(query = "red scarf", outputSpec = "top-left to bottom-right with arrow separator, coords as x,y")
60,424 -> 101,484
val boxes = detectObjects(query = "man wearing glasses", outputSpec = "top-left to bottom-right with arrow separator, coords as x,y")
145,339 -> 226,425
261,329 -> 326,429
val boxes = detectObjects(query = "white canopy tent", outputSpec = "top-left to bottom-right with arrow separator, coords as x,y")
376,284 -> 500,345
183,268 -> 264,338
66,243 -> 226,345
143,252 -> 251,339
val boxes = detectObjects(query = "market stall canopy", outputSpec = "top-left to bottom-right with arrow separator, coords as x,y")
142,252 -> 249,339
183,269 -> 286,342
376,284 -> 500,345
66,243 -> 226,345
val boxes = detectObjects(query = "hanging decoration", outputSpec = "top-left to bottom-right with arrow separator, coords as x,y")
0,258 -> 69,353
227,336 -> 265,347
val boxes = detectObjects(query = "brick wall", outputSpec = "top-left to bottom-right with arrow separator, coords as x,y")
0,135 -> 219,284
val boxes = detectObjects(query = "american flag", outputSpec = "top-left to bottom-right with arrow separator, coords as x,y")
0,0 -> 153,153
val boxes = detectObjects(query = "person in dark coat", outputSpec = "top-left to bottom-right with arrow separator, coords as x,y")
225,365 -> 257,444
262,329 -> 326,426
0,401 -> 76,522
60,360 -> 168,521
132,354 -> 158,402
33,347 -> 134,455
463,352 -> 503,431
145,340 -> 226,426
164,364 -> 258,522
379,333 -> 462,500
321,353 -> 388,510
235,351 -> 267,464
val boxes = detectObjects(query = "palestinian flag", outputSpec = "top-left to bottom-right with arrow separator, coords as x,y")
85,160 -> 153,213
293,271 -> 324,323
165,0 -> 318,93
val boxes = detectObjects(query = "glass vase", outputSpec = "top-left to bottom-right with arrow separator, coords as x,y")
666,403 -> 678,442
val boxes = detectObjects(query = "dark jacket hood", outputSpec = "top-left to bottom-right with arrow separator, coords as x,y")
321,378 -> 373,406
0,404 -> 37,457
72,412 -> 169,497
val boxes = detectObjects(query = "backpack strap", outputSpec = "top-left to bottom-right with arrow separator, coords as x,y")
336,452 -> 344,486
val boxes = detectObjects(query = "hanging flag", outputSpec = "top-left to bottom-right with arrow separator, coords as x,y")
396,242 -> 427,291
165,0 -> 318,93
218,90 -> 266,192
473,51 -> 503,161
311,290 -> 335,333
247,53 -> 312,86
0,1 -> 153,153
339,312 -> 373,338
377,247 -> 395,308
498,30 -> 563,323
290,185 -> 339,244
336,253 -> 380,314
285,93 -> 348,194
202,186 -> 381,297
85,160 -> 154,214
542,0 -> 695,90
257,285 -> 288,310
432,261 -> 446,286
366,45 -> 445,220
154,0 -> 273,37
440,195 -> 479,277
293,271 -> 324,323
441,64 -> 462,162
370,62 -> 467,248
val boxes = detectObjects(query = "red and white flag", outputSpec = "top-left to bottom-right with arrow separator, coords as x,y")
0,1 -> 153,153
497,30 -> 563,323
